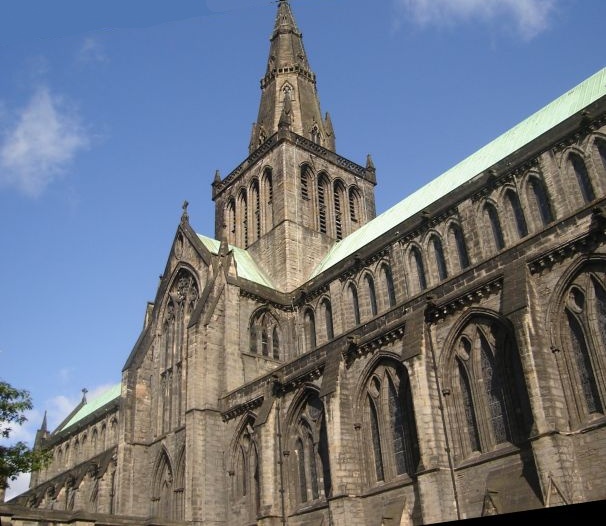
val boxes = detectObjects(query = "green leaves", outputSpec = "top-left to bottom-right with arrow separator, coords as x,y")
0,380 -> 51,488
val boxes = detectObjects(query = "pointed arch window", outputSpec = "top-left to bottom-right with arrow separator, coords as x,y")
152,451 -> 174,520
290,392 -> 331,505
231,418 -> 260,521
349,283 -> 361,325
528,177 -> 553,227
250,179 -> 261,241
238,189 -> 249,248
381,264 -> 397,308
160,269 -> 198,434
263,167 -> 274,231
365,274 -> 378,317
446,317 -> 529,461
304,309 -> 316,351
317,174 -> 329,234
484,203 -> 505,251
505,190 -> 528,239
362,362 -> 419,484
349,187 -> 361,223
449,224 -> 470,271
334,181 -> 346,240
410,246 -> 427,292
570,153 -> 595,204
226,199 -> 236,243
301,164 -> 311,201
431,235 -> 448,281
322,299 -> 334,341
249,309 -> 281,360
555,265 -> 606,426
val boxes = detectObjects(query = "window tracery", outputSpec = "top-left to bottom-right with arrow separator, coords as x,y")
159,269 -> 199,433
445,316 -> 529,461
554,263 -> 606,426
361,361 -> 419,484
289,392 -> 331,506
249,309 -> 281,360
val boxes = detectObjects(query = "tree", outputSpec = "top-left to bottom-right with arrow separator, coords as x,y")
0,381 -> 50,490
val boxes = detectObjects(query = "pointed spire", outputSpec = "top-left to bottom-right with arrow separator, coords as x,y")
214,170 -> 221,184
250,0 -> 335,152
40,410 -> 48,432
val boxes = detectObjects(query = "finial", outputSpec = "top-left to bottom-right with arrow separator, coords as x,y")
181,200 -> 189,223
213,170 -> 221,184
366,154 -> 375,170
81,388 -> 88,404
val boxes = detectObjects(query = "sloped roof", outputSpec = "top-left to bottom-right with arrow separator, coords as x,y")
311,67 -> 606,278
56,383 -> 121,434
197,234 -> 275,288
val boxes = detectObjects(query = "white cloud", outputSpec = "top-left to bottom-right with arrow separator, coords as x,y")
0,87 -> 89,197
394,0 -> 557,39
77,37 -> 108,64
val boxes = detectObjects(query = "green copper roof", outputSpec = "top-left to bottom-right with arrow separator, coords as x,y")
197,234 -> 275,288
58,383 -> 121,433
312,67 -> 606,277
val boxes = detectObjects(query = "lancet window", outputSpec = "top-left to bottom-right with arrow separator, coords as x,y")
290,392 -> 331,505
527,176 -> 553,228
349,283 -> 361,325
361,360 -> 419,484
381,263 -> 397,308
349,187 -> 361,223
449,223 -> 470,271
484,203 -> 505,252
365,274 -> 378,317
430,234 -> 448,281
250,179 -> 261,242
597,139 -> 606,172
303,309 -> 316,352
569,152 -> 595,204
317,174 -> 329,235
151,450 -> 174,520
321,299 -> 334,341
410,246 -> 427,292
505,189 -> 528,239
334,180 -> 346,240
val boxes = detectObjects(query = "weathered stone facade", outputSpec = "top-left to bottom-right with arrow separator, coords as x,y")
4,2 -> 606,525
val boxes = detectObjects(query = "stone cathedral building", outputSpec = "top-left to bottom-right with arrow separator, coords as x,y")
3,2 -> 606,525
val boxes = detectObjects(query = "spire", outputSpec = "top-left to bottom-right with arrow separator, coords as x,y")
40,410 -> 48,432
250,0 -> 335,152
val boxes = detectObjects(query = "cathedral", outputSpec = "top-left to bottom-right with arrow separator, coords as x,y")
3,1 -> 606,524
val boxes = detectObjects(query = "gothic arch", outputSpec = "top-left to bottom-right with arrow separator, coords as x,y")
249,178 -> 261,242
502,187 -> 529,240
349,185 -> 362,225
237,187 -> 249,247
333,179 -> 347,240
548,256 -> 606,428
317,172 -> 331,236
262,166 -> 274,231
524,173 -> 554,231
302,308 -> 317,352
567,150 -> 595,205
225,198 -> 236,245
440,311 -> 531,463
355,355 -> 420,486
229,414 -> 261,522
481,200 -> 506,254
446,220 -> 470,272
407,244 -> 427,294
319,296 -> 334,342
151,448 -> 175,520
249,308 -> 281,360
426,232 -> 449,282
362,271 -> 379,318
345,280 -> 361,326
378,260 -> 397,309
285,388 -> 332,508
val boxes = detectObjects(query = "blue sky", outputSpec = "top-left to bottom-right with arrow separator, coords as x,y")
1,0 -> 605,498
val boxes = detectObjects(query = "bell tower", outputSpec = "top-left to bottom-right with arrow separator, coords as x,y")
212,0 -> 377,292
